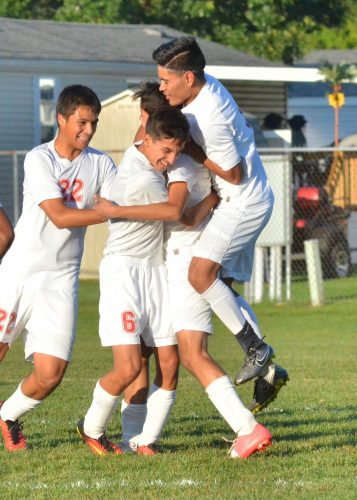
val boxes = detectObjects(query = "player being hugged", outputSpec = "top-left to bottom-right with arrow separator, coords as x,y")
76,108 -> 191,456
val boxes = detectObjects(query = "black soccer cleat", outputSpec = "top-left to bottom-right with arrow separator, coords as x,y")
249,364 -> 289,414
234,343 -> 274,385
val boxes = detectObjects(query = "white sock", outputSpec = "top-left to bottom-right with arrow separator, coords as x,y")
205,375 -> 256,436
121,399 -> 147,449
0,382 -> 41,421
236,295 -> 262,339
83,381 -> 120,439
138,384 -> 176,446
201,279 -> 246,333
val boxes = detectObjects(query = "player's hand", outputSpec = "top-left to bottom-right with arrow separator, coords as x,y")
94,195 -> 117,218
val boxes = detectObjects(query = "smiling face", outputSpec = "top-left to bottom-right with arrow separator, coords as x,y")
157,66 -> 197,107
57,106 -> 99,159
142,134 -> 183,173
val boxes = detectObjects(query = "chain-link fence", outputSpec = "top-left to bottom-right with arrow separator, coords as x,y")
1,148 -> 357,305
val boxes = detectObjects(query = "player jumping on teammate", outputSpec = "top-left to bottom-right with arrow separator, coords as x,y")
152,36 -> 289,413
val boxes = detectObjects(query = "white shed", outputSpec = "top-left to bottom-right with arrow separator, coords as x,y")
80,89 -> 140,279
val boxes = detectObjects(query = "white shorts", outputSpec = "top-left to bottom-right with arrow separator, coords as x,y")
0,267 -> 79,361
99,255 -> 176,348
166,246 -> 212,335
192,203 -> 273,282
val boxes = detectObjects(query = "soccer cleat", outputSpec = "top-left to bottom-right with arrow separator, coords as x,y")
234,343 -> 274,385
76,419 -> 123,456
250,363 -> 289,414
136,444 -> 157,456
230,423 -> 272,459
0,401 -> 27,452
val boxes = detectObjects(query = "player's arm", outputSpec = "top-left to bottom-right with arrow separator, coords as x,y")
181,190 -> 220,228
94,181 -> 189,222
0,207 -> 15,258
184,139 -> 242,185
40,198 -> 108,229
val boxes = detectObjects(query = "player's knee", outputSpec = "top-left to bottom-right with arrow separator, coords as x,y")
179,348 -> 200,374
154,354 -> 179,389
35,370 -> 65,392
114,358 -> 142,388
188,266 -> 205,293
188,262 -> 216,294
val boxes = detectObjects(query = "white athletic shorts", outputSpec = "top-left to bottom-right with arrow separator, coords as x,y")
192,202 -> 273,282
99,254 -> 176,348
166,246 -> 212,335
0,267 -> 79,361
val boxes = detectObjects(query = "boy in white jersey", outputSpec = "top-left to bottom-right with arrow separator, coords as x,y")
0,201 -> 14,260
76,109 -> 191,456
153,37 -> 289,413
0,85 -> 116,451
95,84 -> 273,459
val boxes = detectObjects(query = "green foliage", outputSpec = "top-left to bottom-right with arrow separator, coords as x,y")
307,2 -> 357,50
0,279 -> 356,497
0,0 -> 62,18
54,0 -> 122,23
0,0 -> 352,62
319,61 -> 357,91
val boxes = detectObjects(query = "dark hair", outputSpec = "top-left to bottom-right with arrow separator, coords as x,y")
146,109 -> 189,145
56,85 -> 101,119
153,36 -> 206,81
263,113 -> 285,130
133,81 -> 171,115
288,115 -> 307,131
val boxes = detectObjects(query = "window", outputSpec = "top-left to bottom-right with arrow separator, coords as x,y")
39,78 -> 57,143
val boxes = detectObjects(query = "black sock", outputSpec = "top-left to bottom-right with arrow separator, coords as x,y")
234,321 -> 266,353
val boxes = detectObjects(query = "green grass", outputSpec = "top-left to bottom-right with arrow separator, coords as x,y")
1,280 -> 356,499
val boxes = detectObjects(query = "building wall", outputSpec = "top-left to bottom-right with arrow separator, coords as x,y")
288,97 -> 357,147
0,73 -> 34,150
225,80 -> 287,122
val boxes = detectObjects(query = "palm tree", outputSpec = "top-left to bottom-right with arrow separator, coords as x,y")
319,62 -> 357,146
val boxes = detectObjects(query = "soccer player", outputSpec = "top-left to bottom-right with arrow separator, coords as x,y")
0,202 -> 14,259
0,85 -> 116,451
0,202 -> 15,363
95,89 -> 273,459
76,109 -> 191,456
152,36 -> 289,412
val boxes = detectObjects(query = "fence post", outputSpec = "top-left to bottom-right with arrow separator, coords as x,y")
304,239 -> 324,306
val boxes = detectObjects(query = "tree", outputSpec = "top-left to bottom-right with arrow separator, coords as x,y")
319,62 -> 357,146
0,0 -> 351,63
0,0 -> 62,18
306,2 -> 357,50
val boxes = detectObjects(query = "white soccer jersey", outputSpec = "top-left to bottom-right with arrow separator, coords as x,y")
1,140 -> 116,276
182,73 -> 274,209
165,154 -> 211,250
105,143 -> 169,261
164,154 -> 213,335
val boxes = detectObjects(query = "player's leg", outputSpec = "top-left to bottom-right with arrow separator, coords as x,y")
136,344 -> 179,455
121,341 -> 152,451
188,205 -> 274,384
177,329 -> 272,458
0,271 -> 78,452
0,353 -> 68,451
224,278 -> 289,410
79,344 -> 142,455
0,342 -> 9,362
78,257 -> 145,455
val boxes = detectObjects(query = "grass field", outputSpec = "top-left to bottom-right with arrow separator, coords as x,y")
1,279 -> 356,499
